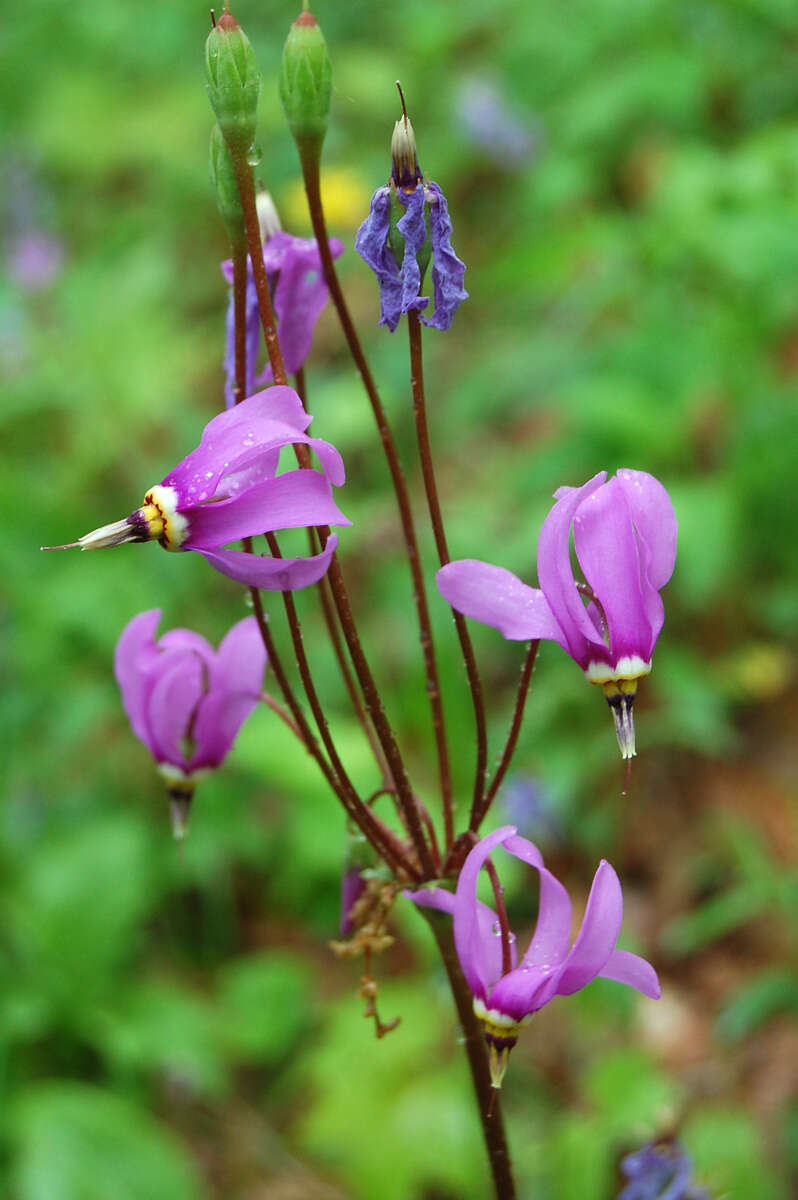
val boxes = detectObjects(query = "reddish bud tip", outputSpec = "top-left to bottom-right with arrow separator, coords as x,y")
294,9 -> 318,27
217,10 -> 240,31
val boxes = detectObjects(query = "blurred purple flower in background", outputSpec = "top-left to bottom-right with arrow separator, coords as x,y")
221,230 -> 343,407
456,75 -> 542,170
500,774 -> 562,846
6,232 -> 63,292
437,469 -> 677,758
619,1140 -> 713,1200
55,387 -> 350,591
115,610 -> 266,835
408,825 -> 660,1086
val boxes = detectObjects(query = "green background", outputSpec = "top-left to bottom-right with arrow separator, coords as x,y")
2,0 -> 796,1195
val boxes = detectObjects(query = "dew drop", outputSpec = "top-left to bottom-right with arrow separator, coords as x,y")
247,146 -> 262,167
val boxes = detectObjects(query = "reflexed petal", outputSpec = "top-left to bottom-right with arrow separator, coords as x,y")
190,670 -> 262,771
537,472 -> 608,667
183,469 -> 351,549
163,388 -> 311,503
146,649 -> 205,768
573,477 -> 653,664
197,532 -> 338,591
422,182 -> 468,331
407,887 -> 516,991
503,835 -> 573,969
260,233 -> 344,379
305,436 -> 346,488
454,826 -> 517,999
355,186 -> 403,332
598,948 -> 661,999
396,187 -> 430,317
436,560 -> 568,645
553,860 -> 623,996
487,962 -> 560,1021
616,469 -> 677,591
157,629 -> 215,666
114,610 -> 163,751
211,616 -> 267,697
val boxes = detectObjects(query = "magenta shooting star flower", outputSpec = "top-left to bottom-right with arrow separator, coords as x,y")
221,194 -> 344,407
46,386 -> 350,591
115,610 -> 267,836
407,825 -> 660,1088
436,469 -> 677,758
355,105 -> 468,332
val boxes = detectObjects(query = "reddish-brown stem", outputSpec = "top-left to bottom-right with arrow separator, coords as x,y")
264,532 -> 415,879
260,689 -> 301,738
407,309 -> 488,841
230,154 -> 287,385
484,858 -> 513,978
228,238 -> 414,876
298,149 -> 450,858
471,641 -> 540,831
423,913 -> 517,1199
228,151 -> 431,874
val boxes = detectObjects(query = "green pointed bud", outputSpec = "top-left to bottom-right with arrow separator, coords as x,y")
205,9 -> 261,155
279,9 -> 332,151
209,124 -> 245,239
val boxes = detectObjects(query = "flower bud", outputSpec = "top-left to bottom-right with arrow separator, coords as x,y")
391,116 -> 421,189
209,124 -> 245,239
279,9 -> 332,149
205,9 -> 261,155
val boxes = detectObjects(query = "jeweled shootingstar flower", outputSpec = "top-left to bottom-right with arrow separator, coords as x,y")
115,610 -> 267,836
407,825 -> 660,1088
355,102 -> 468,332
436,469 -> 677,758
46,387 -> 350,591
221,193 -> 344,406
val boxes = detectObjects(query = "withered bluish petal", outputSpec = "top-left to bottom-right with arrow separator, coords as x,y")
422,181 -> 468,331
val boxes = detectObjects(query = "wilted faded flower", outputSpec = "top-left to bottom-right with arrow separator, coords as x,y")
49,387 -> 349,591
115,610 -> 266,835
407,825 -> 660,1087
221,207 -> 343,407
437,470 -> 677,758
355,112 -> 467,332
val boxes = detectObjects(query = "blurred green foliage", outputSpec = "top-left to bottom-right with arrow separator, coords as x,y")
1,0 -> 796,1196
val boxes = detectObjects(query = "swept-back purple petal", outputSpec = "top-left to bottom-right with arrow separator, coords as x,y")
454,826 -> 517,999
163,388 -> 310,501
486,961 -> 560,1021
422,182 -> 468,331
503,834 -> 573,969
615,470 -> 677,591
407,886 -> 515,990
436,560 -> 568,645
114,610 -> 163,750
304,436 -> 346,487
553,860 -> 623,996
146,649 -> 206,768
355,186 -> 403,332
537,472 -> 608,667
183,469 -> 350,549
157,628 -> 215,669
197,532 -> 338,591
396,187 -> 430,316
211,616 -> 267,696
189,678 -> 261,771
598,949 -> 661,999
573,477 -> 653,664
264,233 -> 344,377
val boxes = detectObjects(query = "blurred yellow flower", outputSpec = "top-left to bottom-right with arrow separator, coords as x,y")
280,165 -> 370,233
